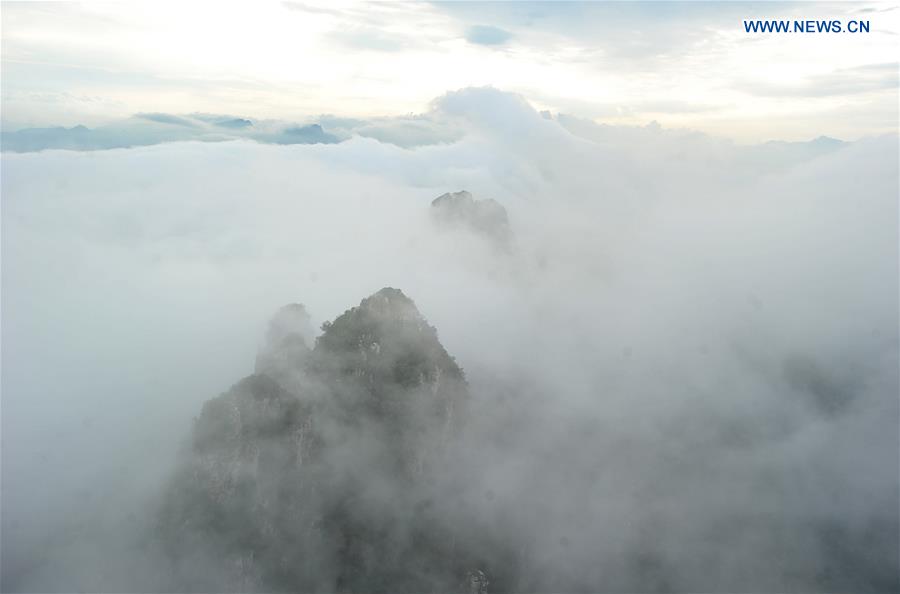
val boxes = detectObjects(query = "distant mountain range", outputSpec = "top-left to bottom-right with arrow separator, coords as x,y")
2,111 -> 847,158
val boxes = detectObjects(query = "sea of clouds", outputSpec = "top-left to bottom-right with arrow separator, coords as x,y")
2,87 -> 897,592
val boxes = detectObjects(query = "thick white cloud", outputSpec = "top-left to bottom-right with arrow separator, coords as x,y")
2,88 -> 897,591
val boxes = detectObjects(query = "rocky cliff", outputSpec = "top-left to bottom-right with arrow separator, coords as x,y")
158,288 -> 487,593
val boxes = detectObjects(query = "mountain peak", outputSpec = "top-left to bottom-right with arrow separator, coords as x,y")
315,288 -> 462,383
162,288 -> 473,591
254,303 -> 312,387
433,190 -> 473,204
371,286 -> 412,301
431,190 -> 510,246
358,286 -> 421,320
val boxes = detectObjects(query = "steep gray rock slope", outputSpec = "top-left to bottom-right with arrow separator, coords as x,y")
158,288 -> 491,593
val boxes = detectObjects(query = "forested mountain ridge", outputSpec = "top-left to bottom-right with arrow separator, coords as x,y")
158,288 -> 490,593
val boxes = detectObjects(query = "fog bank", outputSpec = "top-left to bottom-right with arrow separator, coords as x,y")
2,88 -> 897,592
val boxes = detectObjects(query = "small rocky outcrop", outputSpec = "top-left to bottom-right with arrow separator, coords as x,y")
430,191 -> 511,247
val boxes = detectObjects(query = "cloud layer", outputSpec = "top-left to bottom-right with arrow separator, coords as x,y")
2,88 -> 898,592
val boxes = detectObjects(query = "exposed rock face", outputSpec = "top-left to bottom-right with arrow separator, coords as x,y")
430,191 -> 511,247
158,288 -> 480,593
255,303 -> 313,390
160,374 -> 321,591
466,569 -> 490,594
314,288 -> 467,467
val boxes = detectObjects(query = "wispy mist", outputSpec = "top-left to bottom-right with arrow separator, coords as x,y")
2,88 -> 897,592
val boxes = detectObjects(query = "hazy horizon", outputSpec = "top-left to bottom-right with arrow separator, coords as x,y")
2,1 -> 898,142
